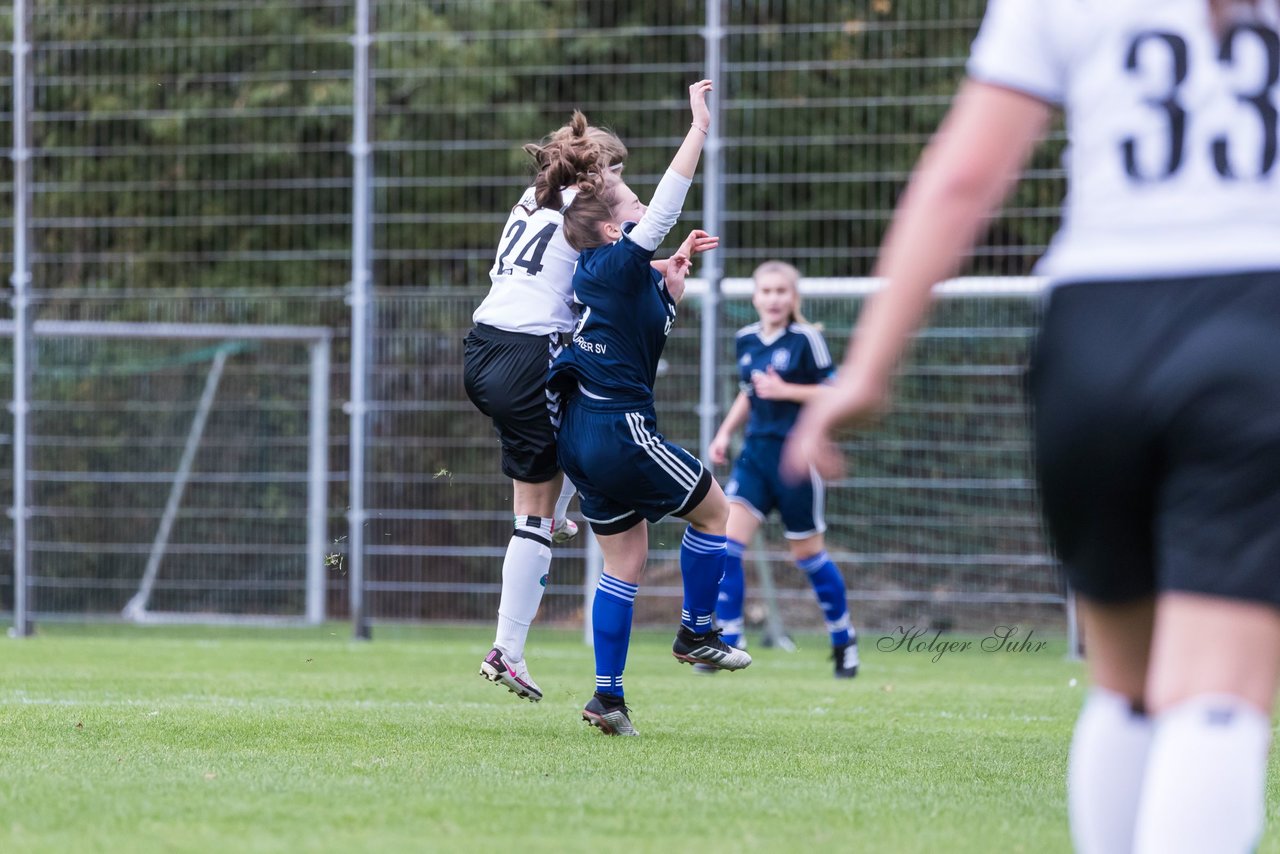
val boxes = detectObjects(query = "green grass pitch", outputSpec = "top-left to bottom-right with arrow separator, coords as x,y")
3,623 -> 1280,853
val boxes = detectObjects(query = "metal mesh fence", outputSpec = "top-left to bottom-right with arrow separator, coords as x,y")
379,285 -> 1059,636
0,2 -> 1066,633
385,0 -> 1065,286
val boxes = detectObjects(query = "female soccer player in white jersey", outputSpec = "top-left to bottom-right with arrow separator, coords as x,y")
785,0 -> 1280,850
707,261 -> 859,678
547,80 -> 750,737
465,113 -> 628,703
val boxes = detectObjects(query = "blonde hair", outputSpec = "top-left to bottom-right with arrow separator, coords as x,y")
752,260 -> 813,326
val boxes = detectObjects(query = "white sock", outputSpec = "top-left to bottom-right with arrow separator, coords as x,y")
553,479 -> 576,522
493,515 -> 553,661
1068,688 -> 1153,854
1134,694 -> 1271,854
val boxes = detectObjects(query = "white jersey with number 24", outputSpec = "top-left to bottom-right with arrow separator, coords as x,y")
472,185 -> 579,336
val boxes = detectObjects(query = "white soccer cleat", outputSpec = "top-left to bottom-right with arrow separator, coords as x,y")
479,647 -> 543,703
551,517 -> 579,544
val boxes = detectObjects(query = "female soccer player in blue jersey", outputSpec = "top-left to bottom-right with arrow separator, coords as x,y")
546,80 -> 750,736
466,114 -> 628,704
787,0 -> 1280,848
707,261 -> 858,678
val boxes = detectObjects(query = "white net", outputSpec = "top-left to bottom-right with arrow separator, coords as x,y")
1,323 -> 331,623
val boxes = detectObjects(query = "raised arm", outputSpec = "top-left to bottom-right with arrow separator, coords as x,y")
628,80 -> 714,253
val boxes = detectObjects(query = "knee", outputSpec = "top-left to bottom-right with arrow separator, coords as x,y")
698,491 -> 729,537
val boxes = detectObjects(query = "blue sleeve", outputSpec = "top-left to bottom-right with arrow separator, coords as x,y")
798,330 -> 835,383
589,232 -> 657,292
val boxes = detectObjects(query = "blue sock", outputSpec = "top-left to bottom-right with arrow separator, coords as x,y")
680,526 -> 726,634
797,551 -> 852,646
593,572 -> 638,698
716,538 -> 746,648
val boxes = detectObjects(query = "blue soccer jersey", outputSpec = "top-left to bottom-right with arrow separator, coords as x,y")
736,322 -> 834,439
548,224 -> 676,403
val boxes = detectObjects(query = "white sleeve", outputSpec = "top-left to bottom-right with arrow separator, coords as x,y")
627,169 -> 694,252
967,0 -> 1065,105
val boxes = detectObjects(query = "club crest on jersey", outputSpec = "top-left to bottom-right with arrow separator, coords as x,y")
771,349 -> 790,371
739,354 -> 752,366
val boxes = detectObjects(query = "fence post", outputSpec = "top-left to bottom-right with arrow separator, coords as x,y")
307,337 -> 332,625
697,0 -> 726,462
347,0 -> 373,640
8,0 -> 33,637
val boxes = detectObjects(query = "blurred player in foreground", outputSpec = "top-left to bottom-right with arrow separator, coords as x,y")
785,0 -> 1280,850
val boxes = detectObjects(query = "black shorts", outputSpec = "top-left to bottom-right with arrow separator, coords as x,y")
463,323 -> 566,483
1030,270 -> 1280,606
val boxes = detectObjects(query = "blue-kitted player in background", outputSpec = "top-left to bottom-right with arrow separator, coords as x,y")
708,261 -> 859,678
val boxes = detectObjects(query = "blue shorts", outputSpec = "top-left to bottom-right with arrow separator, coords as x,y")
725,437 -> 826,539
557,394 -> 713,535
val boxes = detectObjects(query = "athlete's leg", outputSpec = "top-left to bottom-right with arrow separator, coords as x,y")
1027,284 -> 1166,850
1068,596 -> 1155,854
1131,278 -> 1280,852
787,534 -> 851,646
467,326 -> 566,699
677,479 -> 729,633
681,476 -> 728,535
672,480 -> 750,670
512,472 -> 563,516
787,533 -> 858,677
717,503 -> 760,649
552,477 -> 579,542
592,521 -> 648,697
492,473 -> 563,660
1132,593 -> 1280,854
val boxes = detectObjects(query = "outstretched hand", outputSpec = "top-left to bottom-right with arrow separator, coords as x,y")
689,79 -> 713,132
664,249 -> 692,303
678,229 -> 719,259
781,377 -> 887,483
781,393 -> 847,483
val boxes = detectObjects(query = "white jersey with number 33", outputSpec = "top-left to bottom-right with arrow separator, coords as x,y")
472,185 -> 579,336
970,0 -> 1280,281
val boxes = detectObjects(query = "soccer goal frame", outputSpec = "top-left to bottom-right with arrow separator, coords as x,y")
4,320 -> 332,631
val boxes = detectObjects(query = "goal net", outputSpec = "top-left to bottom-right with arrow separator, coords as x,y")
2,321 -> 331,626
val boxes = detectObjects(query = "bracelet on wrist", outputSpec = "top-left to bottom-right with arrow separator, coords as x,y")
691,123 -> 709,135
